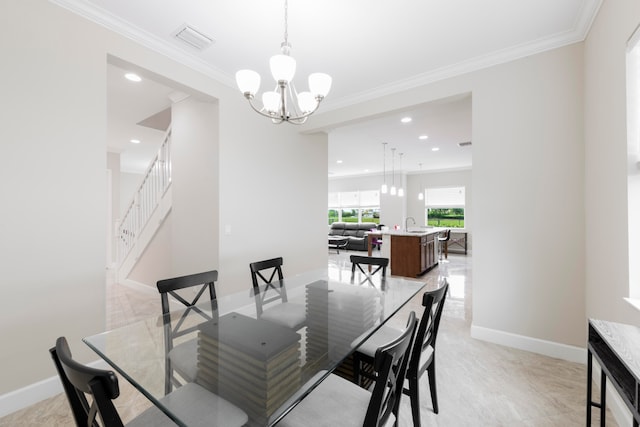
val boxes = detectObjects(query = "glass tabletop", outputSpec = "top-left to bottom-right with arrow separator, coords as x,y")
84,267 -> 426,426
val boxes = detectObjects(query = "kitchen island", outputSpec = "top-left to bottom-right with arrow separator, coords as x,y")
367,228 -> 445,277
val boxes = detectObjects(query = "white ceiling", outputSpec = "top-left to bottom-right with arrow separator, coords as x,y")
66,0 -> 601,175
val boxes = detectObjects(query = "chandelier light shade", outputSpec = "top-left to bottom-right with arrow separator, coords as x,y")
390,148 -> 397,196
381,142 -> 388,194
235,0 -> 332,125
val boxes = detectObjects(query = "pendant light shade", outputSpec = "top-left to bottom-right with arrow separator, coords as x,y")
390,147 -> 397,196
309,73 -> 332,97
236,70 -> 261,96
397,153 -> 404,197
262,91 -> 280,114
418,162 -> 424,200
381,143 -> 388,194
270,54 -> 296,82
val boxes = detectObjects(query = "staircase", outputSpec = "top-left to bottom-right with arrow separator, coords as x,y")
117,127 -> 172,281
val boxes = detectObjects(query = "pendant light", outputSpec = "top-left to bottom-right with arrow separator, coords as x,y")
398,152 -> 404,197
390,148 -> 397,196
381,142 -> 388,194
418,163 -> 424,200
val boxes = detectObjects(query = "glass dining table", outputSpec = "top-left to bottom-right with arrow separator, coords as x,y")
84,265 -> 427,427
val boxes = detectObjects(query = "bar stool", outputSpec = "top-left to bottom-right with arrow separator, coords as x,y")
438,229 -> 451,260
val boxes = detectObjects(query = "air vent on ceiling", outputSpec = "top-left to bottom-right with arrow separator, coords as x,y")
174,24 -> 215,51
458,141 -> 472,147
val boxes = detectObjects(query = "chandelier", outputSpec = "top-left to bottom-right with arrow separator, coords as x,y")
235,0 -> 332,125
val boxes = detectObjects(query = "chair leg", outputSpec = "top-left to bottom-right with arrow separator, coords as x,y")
408,375 -> 421,427
353,353 -> 361,386
427,361 -> 438,414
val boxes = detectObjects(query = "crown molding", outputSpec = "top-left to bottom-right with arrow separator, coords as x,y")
48,0 -> 235,88
321,0 -> 603,112
50,0 -> 602,111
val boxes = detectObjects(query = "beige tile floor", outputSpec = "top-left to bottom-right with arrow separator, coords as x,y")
0,251 -> 616,426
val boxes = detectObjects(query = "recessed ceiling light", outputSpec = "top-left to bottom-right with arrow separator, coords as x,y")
336,160 -> 343,164
419,135 -> 429,140
432,147 -> 439,152
125,73 -> 142,82
401,117 -> 412,123
130,139 -> 141,144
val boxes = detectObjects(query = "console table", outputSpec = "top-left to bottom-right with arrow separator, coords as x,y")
587,319 -> 640,426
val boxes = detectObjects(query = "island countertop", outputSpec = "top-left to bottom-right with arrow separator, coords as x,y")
370,227 -> 446,237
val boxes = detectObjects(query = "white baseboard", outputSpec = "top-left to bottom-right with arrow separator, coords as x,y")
470,324 -> 586,363
0,375 -> 62,418
120,278 -> 157,294
0,359 -> 108,418
470,324 -> 632,426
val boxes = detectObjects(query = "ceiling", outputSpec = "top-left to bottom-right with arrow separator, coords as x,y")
68,0 -> 601,175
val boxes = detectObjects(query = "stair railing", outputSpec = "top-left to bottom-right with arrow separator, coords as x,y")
117,128 -> 172,263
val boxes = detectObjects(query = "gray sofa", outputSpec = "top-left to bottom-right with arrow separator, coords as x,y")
328,222 -> 378,251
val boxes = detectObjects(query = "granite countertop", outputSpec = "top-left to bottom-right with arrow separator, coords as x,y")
373,227 -> 446,237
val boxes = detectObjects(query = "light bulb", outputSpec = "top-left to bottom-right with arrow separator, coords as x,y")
381,183 -> 388,194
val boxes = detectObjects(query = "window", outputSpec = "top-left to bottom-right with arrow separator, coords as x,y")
425,186 -> 465,228
328,190 -> 380,224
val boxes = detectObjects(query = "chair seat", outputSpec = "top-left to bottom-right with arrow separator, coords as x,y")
261,302 -> 306,330
128,382 -> 248,427
168,339 -> 198,382
353,324 -> 406,358
278,374 -> 394,427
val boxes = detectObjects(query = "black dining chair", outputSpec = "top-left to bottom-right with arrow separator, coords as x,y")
353,281 -> 449,427
350,255 -> 388,287
50,336 -> 248,427
277,311 -> 417,427
249,257 -> 306,330
156,270 -> 219,394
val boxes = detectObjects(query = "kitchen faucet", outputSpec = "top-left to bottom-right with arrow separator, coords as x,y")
405,216 -> 416,232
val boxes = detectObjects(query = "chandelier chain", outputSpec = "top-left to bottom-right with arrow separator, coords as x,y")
283,0 -> 289,47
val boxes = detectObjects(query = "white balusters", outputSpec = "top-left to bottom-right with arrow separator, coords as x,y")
117,128 -> 172,263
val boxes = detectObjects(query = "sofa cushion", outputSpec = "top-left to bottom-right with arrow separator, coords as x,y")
329,223 -> 346,236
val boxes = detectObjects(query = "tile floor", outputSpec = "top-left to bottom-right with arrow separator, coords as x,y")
0,251 -> 616,426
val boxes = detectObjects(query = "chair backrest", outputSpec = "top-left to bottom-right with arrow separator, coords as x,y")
157,270 -> 219,315
350,255 -> 388,287
50,336 -> 125,427
439,229 -> 451,242
249,257 -> 287,317
156,270 -> 219,392
409,281 -> 449,378
364,311 -> 417,427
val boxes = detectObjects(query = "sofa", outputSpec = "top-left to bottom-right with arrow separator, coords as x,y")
328,222 -> 378,251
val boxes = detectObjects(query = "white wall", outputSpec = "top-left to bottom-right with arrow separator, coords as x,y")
406,169 -> 472,246
585,0 -> 640,324
329,170 -> 473,243
328,173 -> 406,228
0,0 -> 328,401
307,43 -> 586,349
0,0 -> 106,393
171,98 -> 219,279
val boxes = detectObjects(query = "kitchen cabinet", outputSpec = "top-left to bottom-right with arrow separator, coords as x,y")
390,231 -> 438,277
